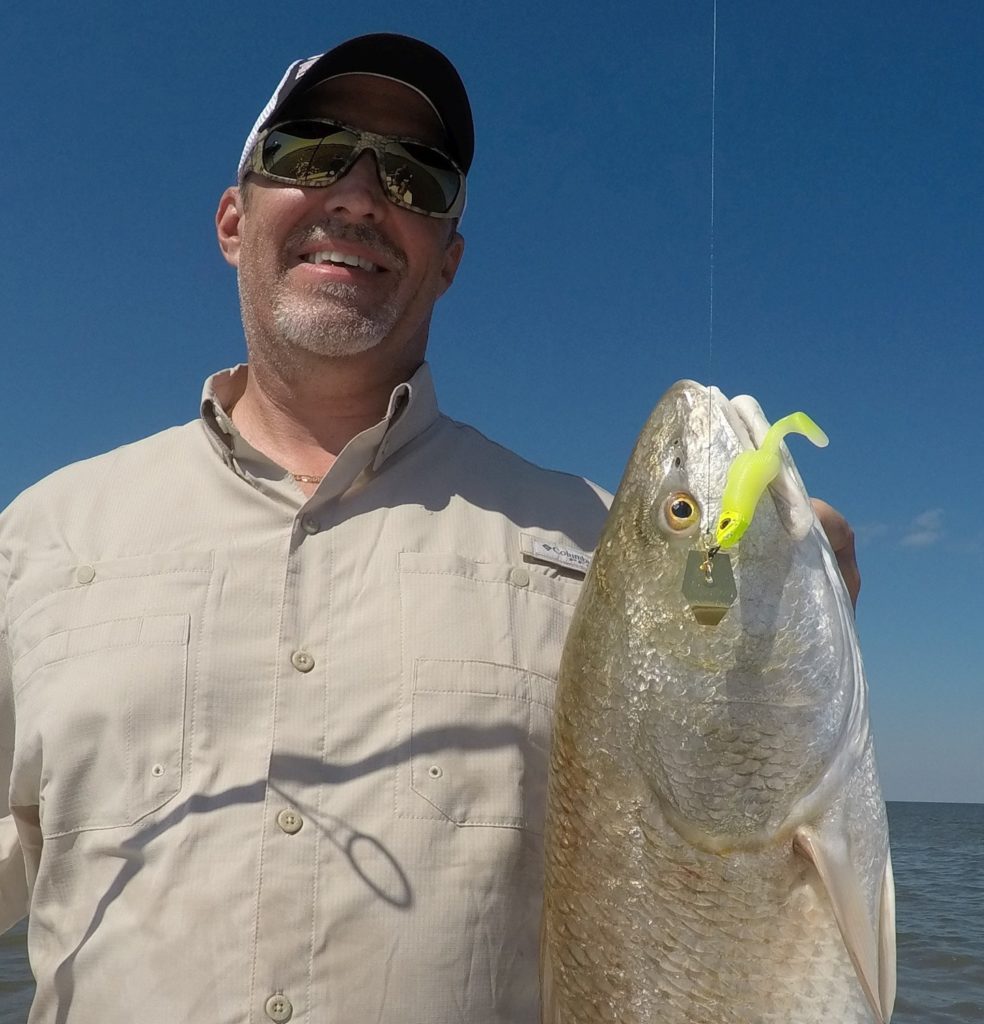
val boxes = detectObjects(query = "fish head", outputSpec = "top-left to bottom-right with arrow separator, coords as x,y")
594,380 -> 744,594
568,380 -> 859,848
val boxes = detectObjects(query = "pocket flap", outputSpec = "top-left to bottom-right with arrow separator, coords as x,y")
15,614 -> 190,691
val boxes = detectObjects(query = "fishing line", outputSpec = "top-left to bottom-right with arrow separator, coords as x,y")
686,0 -> 739,614
684,0 -> 740,616
706,0 -> 719,545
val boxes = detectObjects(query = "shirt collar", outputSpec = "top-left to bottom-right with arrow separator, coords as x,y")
370,363 -> 440,471
199,361 -> 440,476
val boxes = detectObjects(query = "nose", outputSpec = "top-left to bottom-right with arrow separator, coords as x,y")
319,150 -> 388,220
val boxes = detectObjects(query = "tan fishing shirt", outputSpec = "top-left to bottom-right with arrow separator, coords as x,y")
0,363 -> 609,1024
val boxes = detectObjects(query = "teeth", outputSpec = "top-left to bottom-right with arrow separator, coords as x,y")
303,250 -> 379,272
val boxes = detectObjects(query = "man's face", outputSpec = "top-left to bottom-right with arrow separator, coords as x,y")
219,74 -> 464,365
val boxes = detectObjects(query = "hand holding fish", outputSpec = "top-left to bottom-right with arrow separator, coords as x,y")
812,497 -> 860,608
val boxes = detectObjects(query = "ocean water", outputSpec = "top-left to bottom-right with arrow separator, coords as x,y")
0,801 -> 980,1021
889,801 -> 984,1023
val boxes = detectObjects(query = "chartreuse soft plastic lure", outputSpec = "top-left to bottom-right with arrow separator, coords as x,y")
714,412 -> 828,550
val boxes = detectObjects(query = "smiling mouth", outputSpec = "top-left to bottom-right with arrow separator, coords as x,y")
300,250 -> 382,273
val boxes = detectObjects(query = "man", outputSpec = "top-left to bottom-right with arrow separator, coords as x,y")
0,33 -> 858,1024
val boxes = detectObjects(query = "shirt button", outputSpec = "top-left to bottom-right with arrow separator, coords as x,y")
76,564 -> 96,584
265,994 -> 293,1022
291,650 -> 315,673
277,808 -> 303,835
509,566 -> 530,588
300,515 -> 320,535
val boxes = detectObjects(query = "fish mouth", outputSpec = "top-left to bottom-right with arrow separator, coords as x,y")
658,380 -> 815,544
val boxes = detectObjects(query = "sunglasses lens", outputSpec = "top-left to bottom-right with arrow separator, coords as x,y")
258,122 -> 464,216
261,122 -> 359,182
380,142 -> 463,215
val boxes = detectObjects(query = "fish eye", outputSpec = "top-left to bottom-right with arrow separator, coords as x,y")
659,491 -> 702,535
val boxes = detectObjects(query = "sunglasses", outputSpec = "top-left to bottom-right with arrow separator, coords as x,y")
248,118 -> 466,219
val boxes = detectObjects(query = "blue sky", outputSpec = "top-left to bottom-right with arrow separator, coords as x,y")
4,2 -> 982,802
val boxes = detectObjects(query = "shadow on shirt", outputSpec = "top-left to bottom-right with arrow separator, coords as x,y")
50,720 -> 529,1024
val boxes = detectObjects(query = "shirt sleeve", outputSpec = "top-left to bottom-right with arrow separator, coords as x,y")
0,548 -> 29,934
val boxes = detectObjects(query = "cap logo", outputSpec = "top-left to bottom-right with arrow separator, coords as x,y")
292,55 -> 322,83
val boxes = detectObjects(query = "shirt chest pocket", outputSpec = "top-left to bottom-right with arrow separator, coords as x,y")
10,552 -> 212,839
396,551 -> 582,833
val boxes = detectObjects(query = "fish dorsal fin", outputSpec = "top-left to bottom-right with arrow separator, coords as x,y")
793,825 -> 896,1023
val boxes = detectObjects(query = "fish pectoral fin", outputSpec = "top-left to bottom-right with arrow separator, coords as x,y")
879,850 -> 898,1021
793,825 -> 893,1024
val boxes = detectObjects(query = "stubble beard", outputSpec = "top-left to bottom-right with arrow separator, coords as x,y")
270,281 -> 400,358
239,219 -> 408,362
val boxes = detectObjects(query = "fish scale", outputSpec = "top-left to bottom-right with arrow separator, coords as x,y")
541,381 -> 894,1024
547,746 -> 874,1022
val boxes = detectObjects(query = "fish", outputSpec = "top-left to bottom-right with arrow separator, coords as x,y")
541,380 -> 896,1024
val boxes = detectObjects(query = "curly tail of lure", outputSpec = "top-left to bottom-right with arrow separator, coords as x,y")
713,412 -> 828,551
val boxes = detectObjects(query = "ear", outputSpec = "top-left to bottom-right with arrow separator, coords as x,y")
437,230 -> 465,295
216,186 -> 244,267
